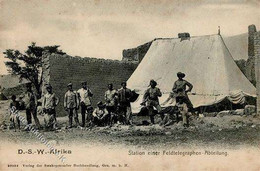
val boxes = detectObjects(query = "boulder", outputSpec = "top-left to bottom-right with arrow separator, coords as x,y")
244,105 -> 256,115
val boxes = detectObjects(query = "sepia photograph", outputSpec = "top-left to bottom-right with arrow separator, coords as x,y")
0,0 -> 259,170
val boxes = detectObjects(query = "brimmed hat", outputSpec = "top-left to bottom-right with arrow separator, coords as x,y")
177,72 -> 185,78
67,83 -> 73,87
150,79 -> 157,86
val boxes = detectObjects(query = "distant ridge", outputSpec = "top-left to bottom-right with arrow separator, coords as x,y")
0,75 -> 28,89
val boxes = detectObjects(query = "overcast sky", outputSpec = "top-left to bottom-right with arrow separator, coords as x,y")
0,0 -> 259,75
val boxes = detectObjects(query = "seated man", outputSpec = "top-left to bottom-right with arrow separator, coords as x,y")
92,101 -> 110,126
9,95 -> 21,131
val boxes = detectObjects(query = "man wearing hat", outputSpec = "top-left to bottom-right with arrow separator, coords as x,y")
64,83 -> 80,128
117,82 -> 133,125
172,72 -> 193,109
141,79 -> 163,124
92,101 -> 109,126
23,83 -> 41,130
77,81 -> 93,127
42,84 -> 59,130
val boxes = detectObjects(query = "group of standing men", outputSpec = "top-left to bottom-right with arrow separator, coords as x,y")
61,81 -> 134,129
9,71 -> 193,131
9,80 -> 134,131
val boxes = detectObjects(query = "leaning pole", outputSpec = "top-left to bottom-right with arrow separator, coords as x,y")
255,32 -> 260,115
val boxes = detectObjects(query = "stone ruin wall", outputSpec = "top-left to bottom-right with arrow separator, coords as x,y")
42,54 -> 138,116
235,25 -> 258,86
122,41 -> 152,62
254,31 -> 260,114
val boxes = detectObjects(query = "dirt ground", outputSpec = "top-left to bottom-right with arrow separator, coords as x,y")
0,100 -> 260,149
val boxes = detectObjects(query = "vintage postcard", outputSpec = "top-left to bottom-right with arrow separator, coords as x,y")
0,0 -> 259,170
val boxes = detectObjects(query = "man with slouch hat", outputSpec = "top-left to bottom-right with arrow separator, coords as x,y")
141,79 -> 163,124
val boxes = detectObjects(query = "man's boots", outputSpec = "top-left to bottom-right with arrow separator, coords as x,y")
68,117 -> 73,128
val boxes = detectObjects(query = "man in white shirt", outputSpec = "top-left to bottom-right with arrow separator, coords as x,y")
77,81 -> 93,127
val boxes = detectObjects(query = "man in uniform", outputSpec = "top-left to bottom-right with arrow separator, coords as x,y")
172,72 -> 193,110
42,85 -> 59,130
117,82 -> 132,125
104,83 -> 118,125
23,83 -> 41,130
64,83 -> 80,128
77,81 -> 93,127
141,79 -> 163,124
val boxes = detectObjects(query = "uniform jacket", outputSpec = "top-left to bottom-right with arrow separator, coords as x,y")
64,90 -> 79,109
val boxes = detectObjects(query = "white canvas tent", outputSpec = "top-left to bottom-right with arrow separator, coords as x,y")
127,34 -> 256,113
